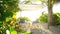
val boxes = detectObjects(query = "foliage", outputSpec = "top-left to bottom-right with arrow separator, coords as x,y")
18,17 -> 30,21
38,12 -> 60,25
5,18 -> 23,34
24,0 -> 31,4
11,31 -> 17,34
38,12 -> 48,23
53,13 -> 60,25
9,26 -> 17,34
0,0 -> 19,21
0,0 -> 19,34
18,31 -> 31,34
19,0 -> 31,4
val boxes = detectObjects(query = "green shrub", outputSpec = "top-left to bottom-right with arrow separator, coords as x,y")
38,12 -> 48,23
38,12 -> 60,25
54,13 -> 60,25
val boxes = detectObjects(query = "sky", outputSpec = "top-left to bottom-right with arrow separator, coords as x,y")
16,0 -> 60,21
16,10 -> 42,21
53,3 -> 60,13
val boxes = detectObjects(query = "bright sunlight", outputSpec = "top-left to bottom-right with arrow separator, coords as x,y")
16,0 -> 60,21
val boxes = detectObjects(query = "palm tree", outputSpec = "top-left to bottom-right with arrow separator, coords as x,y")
48,0 -> 54,26
48,0 -> 60,26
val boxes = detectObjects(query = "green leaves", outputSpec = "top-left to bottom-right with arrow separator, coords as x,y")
53,13 -> 60,25
0,0 -> 19,34
38,13 -> 48,23
0,21 -> 3,27
38,12 -> 60,25
0,11 -> 13,21
0,0 -> 19,21
19,17 -> 30,21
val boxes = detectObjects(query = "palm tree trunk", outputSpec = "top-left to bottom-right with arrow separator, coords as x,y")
48,0 -> 55,26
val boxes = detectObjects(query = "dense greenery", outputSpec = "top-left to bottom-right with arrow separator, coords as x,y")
53,13 -> 60,25
38,12 -> 60,25
38,12 -> 48,23
0,0 -> 19,34
0,0 -> 32,34
0,0 -> 19,21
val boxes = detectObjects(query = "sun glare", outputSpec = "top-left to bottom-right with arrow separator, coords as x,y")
53,3 -> 60,13
16,10 -> 41,21
17,0 -> 60,21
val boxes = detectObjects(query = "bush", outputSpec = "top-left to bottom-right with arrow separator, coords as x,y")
38,12 -> 48,23
38,13 -> 60,25
53,13 -> 60,25
18,17 -> 30,21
